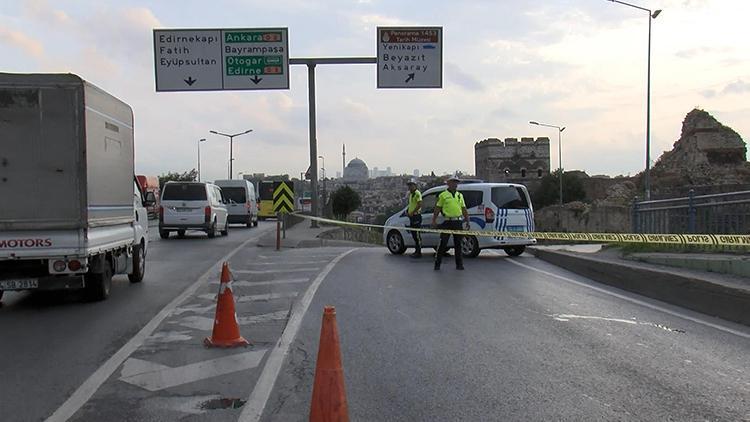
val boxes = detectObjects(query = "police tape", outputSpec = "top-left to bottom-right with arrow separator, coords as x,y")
291,213 -> 750,247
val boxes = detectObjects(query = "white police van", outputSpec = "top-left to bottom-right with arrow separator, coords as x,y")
383,182 -> 536,257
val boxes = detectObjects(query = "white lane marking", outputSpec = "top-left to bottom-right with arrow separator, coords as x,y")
258,254 -> 338,260
173,311 -> 289,331
172,303 -> 215,315
46,229 -> 271,422
505,257 -> 750,340
552,314 -> 637,324
118,350 -> 267,392
245,261 -> 330,266
198,292 -> 298,303
233,268 -> 319,274
145,331 -> 193,343
209,278 -> 308,287
238,248 -> 357,422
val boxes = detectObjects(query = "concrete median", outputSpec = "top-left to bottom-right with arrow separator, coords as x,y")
529,248 -> 750,327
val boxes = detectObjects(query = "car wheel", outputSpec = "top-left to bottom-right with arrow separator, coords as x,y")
221,220 -> 229,236
128,242 -> 146,283
504,246 -> 526,257
177,229 -> 186,238
253,219 -> 259,227
159,230 -> 169,239
246,218 -> 253,228
461,235 -> 480,258
386,230 -> 407,255
207,221 -> 217,238
85,260 -> 112,301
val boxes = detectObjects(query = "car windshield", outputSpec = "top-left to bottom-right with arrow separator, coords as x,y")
221,187 -> 246,204
162,183 -> 206,201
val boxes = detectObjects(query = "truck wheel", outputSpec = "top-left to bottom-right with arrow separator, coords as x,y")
128,243 -> 146,283
221,221 -> 229,236
207,221 -> 217,238
85,261 -> 113,301
159,230 -> 169,239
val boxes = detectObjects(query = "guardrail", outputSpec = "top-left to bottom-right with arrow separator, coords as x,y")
632,190 -> 750,234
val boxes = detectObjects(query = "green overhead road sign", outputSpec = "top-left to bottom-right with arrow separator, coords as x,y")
153,28 -> 289,91
273,181 -> 294,214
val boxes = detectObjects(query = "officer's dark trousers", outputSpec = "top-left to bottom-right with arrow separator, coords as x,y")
435,220 -> 463,268
408,215 -> 422,253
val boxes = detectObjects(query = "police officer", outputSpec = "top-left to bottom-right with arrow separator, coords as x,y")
406,179 -> 423,258
431,175 -> 469,271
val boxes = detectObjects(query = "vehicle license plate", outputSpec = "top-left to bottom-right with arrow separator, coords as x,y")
0,279 -> 39,290
506,226 -> 526,232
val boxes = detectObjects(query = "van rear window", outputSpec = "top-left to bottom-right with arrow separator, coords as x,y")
492,187 -> 529,209
162,184 -> 207,201
222,187 -> 247,204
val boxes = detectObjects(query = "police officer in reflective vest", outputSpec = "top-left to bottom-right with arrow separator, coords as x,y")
431,175 -> 469,270
406,179 -> 423,258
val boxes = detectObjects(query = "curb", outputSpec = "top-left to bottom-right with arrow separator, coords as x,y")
529,248 -> 750,327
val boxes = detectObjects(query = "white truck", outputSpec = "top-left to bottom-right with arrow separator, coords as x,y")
0,73 -> 153,301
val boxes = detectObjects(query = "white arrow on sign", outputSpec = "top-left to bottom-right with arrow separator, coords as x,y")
118,349 -> 267,392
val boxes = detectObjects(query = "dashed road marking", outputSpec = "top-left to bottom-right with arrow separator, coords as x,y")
198,292 -> 298,303
173,311 -> 290,331
233,268 -> 319,274
209,278 -> 308,287
118,349 -> 267,392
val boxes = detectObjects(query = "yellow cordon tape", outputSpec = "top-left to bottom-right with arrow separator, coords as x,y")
292,213 -> 750,247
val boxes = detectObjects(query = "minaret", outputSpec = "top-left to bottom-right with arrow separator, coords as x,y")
342,143 -> 346,176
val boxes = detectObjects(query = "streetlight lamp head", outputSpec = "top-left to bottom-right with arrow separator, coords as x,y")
199,138 -> 206,142
651,9 -> 661,18
209,130 -> 218,134
560,127 -> 566,132
529,121 -> 539,125
242,129 -> 253,135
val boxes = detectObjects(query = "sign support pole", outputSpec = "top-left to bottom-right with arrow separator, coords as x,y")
276,212 -> 281,251
290,57 -> 376,229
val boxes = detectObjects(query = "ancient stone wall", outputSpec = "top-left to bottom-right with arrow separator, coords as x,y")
475,137 -> 550,183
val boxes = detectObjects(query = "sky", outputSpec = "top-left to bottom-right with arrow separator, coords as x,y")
1,0 -> 748,181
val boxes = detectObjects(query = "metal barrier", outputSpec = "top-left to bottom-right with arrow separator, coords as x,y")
633,190 -> 750,234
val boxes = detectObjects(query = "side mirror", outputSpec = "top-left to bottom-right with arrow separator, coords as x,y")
143,191 -> 156,206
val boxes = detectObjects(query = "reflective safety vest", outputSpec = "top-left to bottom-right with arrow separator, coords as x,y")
437,190 -> 465,218
408,190 -> 422,214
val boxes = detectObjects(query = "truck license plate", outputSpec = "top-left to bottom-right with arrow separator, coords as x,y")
0,279 -> 39,290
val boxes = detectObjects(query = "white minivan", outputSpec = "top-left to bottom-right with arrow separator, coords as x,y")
159,182 -> 229,239
214,179 -> 259,228
383,182 -> 536,257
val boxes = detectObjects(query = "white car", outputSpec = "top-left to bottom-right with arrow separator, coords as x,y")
383,182 -> 537,257
215,179 -> 259,228
159,182 -> 229,239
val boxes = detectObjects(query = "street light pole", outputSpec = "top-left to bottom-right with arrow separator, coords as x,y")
197,138 -> 206,182
318,155 -> 326,215
608,0 -> 661,200
209,129 -> 253,179
530,121 -> 565,210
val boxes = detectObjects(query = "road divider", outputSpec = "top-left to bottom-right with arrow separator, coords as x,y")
293,213 -> 750,247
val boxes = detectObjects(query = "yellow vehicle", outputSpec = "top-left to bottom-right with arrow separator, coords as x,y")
257,180 -> 276,220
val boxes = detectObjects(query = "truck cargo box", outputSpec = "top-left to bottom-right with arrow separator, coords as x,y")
0,73 -> 134,231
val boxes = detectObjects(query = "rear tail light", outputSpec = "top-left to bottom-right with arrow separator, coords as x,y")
68,260 -> 82,271
159,206 -> 164,222
205,206 -> 211,223
246,202 -> 251,210
485,206 -> 495,223
53,260 -> 66,272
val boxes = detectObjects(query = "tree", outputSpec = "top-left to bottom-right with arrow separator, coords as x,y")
330,186 -> 361,220
532,169 -> 587,209
158,169 -> 198,189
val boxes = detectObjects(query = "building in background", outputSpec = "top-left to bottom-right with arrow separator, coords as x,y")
413,169 -> 420,178
343,158 -> 369,182
475,137 -> 550,186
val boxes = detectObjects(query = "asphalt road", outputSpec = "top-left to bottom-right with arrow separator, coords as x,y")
266,248 -> 750,421
2,230 -> 749,421
0,221 -> 274,422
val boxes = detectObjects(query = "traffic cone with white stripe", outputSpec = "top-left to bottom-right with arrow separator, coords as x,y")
310,306 -> 349,421
204,262 -> 249,348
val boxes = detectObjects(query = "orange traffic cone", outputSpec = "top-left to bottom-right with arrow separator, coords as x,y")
204,262 -> 249,348
310,306 -> 349,422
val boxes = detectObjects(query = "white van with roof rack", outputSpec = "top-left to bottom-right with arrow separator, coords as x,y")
383,182 -> 536,257
214,179 -> 258,228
